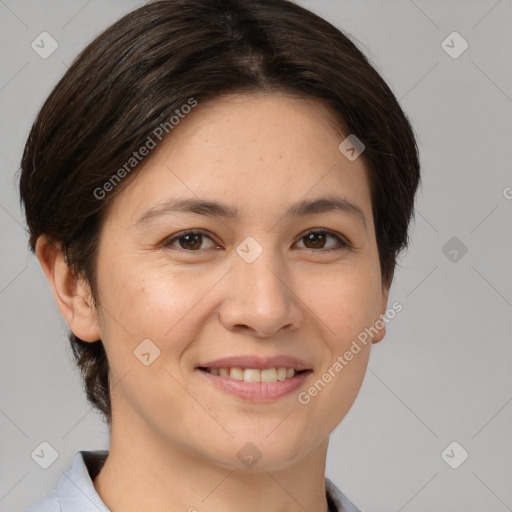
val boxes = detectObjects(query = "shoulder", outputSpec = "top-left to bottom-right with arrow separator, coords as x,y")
25,450 -> 109,512
25,490 -> 61,512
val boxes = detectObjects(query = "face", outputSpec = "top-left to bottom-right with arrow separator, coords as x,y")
81,93 -> 388,470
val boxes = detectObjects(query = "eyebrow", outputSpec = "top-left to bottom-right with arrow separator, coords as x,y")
134,196 -> 367,231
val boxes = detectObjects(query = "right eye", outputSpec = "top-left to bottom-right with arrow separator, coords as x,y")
162,230 -> 219,251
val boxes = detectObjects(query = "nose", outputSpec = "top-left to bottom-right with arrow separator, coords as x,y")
218,245 -> 303,338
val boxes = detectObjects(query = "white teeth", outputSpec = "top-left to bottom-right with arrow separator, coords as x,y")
229,367 -> 244,380
244,369 -> 261,383
261,368 -> 277,382
207,367 -> 298,382
277,367 -> 287,381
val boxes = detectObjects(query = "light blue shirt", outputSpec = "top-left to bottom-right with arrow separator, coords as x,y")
26,450 -> 362,512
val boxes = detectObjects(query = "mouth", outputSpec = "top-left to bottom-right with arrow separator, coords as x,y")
197,366 -> 310,383
195,365 -> 313,401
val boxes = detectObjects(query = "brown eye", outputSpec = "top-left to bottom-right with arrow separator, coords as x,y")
163,231 -> 217,251
296,230 -> 349,252
163,229 -> 350,253
303,232 -> 327,249
177,233 -> 202,250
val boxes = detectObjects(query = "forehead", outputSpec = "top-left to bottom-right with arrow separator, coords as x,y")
173,92 -> 348,151
102,93 -> 373,227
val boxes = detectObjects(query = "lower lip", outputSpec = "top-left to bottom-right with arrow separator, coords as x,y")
196,368 -> 312,401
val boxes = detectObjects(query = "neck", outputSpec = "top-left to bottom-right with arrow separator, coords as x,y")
93,411 -> 331,512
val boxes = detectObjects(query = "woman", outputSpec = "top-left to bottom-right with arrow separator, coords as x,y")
20,0 -> 420,510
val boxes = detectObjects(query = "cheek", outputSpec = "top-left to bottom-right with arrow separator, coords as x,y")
300,262 -> 382,348
97,256 -> 198,336
295,319 -> 372,441
292,262 -> 379,424
94,261 -> 211,413
96,259 -> 227,378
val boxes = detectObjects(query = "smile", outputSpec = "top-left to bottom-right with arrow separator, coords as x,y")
199,366 -> 302,382
196,367 -> 313,401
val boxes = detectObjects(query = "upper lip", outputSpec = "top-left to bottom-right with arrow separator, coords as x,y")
197,355 -> 312,371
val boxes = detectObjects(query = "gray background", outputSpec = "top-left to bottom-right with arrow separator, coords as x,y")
0,1 -> 511,511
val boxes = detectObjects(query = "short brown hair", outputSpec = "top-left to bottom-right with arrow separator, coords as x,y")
19,0 -> 421,427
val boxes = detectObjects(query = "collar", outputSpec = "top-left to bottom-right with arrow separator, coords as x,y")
44,450 -> 361,512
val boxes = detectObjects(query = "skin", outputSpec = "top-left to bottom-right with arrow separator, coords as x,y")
36,93 -> 389,512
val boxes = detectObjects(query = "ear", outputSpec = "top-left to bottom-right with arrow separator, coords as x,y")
35,235 -> 101,342
371,284 -> 389,344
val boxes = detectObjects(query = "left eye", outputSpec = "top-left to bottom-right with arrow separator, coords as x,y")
294,230 -> 348,251
163,229 -> 349,252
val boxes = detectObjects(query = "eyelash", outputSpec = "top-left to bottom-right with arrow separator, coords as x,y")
162,229 -> 351,253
